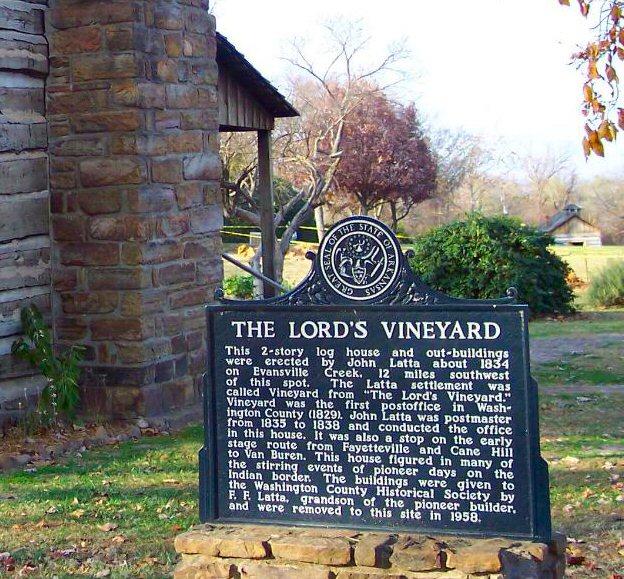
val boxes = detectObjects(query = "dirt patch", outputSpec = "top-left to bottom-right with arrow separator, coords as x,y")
541,383 -> 624,395
530,333 -> 624,364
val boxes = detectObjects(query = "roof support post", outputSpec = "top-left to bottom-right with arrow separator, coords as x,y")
258,129 -> 277,298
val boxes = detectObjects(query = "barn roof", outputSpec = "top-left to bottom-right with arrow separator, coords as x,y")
216,33 -> 299,120
541,204 -> 598,233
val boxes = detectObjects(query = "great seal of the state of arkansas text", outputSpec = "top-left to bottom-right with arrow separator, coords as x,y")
318,217 -> 402,301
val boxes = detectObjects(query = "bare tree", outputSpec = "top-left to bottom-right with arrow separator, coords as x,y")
221,19 -> 408,289
581,177 -> 624,242
523,151 -> 571,221
428,129 -> 496,221
547,170 -> 578,211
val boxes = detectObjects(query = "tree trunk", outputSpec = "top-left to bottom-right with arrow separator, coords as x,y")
390,201 -> 399,232
250,246 -> 263,299
314,205 -> 325,242
274,251 -> 285,292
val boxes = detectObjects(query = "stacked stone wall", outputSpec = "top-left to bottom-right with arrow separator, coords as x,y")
0,0 -> 50,426
46,0 -> 222,418
174,525 -> 567,579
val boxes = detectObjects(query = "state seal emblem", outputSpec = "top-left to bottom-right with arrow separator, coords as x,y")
318,217 -> 402,301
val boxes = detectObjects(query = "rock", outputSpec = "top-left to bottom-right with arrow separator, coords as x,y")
549,532 -> 567,557
129,426 -> 141,439
354,533 -> 395,568
14,454 -> 31,466
136,418 -> 149,429
151,417 -> 169,430
93,425 -> 109,441
0,454 -> 17,472
174,528 -> 270,559
37,445 -> 51,459
500,546 -> 546,578
335,571 -> 408,579
299,528 -> 358,539
174,555 -> 235,579
240,561 -> 331,579
271,535 -> 352,566
47,444 -> 64,457
408,572 -> 468,579
523,542 -> 549,561
447,539 -> 515,574
64,440 -> 82,452
389,536 -> 445,572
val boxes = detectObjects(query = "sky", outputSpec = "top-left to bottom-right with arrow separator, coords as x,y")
214,0 -> 624,180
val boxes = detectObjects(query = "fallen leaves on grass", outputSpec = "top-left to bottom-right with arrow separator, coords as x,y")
97,522 -> 118,532
35,519 -> 61,529
567,552 -> 586,565
50,548 -> 77,560
0,552 -> 15,572
18,562 -> 37,575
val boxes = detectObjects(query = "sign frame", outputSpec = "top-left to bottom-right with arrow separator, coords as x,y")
200,216 -> 552,541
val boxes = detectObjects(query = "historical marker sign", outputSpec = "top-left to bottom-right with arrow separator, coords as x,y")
200,216 -> 551,540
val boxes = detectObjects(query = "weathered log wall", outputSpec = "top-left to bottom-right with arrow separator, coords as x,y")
0,0 -> 49,426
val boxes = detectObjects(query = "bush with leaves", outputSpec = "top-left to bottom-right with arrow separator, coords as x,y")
587,261 -> 624,307
11,305 -> 85,423
222,275 -> 255,299
409,214 -> 575,316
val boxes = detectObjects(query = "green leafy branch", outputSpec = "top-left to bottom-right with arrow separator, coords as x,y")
11,305 -> 85,422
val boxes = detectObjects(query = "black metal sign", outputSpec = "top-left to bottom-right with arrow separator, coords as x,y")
201,216 -> 551,540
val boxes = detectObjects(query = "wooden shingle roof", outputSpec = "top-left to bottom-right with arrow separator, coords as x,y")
541,204 -> 597,233
217,33 -> 298,129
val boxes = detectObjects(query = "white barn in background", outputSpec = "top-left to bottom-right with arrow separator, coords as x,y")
541,204 -> 602,247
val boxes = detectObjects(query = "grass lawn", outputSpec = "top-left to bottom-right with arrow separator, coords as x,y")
533,341 -> 624,386
0,312 -> 623,577
0,429 -> 201,577
551,246 -> 624,283
530,310 -> 624,339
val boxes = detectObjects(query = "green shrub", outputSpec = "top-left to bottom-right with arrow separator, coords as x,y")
587,261 -> 624,307
12,305 -> 85,423
409,213 -> 574,316
281,279 -> 295,293
223,275 -> 255,299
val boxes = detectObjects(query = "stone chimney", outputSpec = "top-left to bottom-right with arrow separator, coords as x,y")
46,0 -> 222,418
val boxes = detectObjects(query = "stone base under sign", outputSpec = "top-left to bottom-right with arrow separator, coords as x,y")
173,524 -> 566,579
